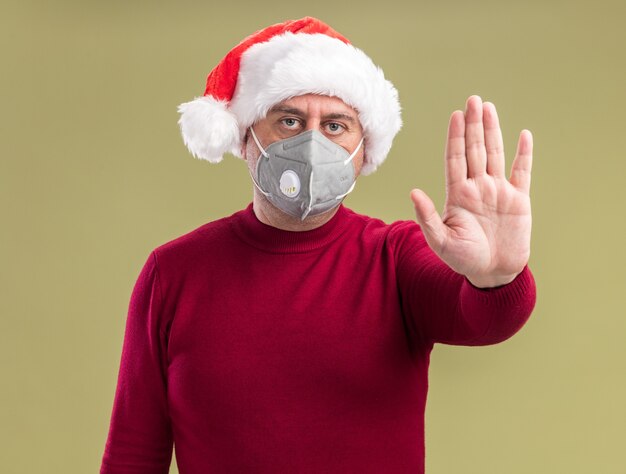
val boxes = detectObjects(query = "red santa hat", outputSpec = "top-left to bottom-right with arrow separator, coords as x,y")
177,16 -> 402,176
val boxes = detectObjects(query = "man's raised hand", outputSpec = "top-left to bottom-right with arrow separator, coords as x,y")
410,95 -> 533,288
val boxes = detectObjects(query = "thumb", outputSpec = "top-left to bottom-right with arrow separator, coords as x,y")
410,189 -> 447,253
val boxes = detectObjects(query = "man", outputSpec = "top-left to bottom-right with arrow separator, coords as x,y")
100,17 -> 536,474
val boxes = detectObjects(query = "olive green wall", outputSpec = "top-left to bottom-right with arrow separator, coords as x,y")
2,1 -> 624,472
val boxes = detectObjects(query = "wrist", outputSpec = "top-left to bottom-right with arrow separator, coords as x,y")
466,271 -> 520,289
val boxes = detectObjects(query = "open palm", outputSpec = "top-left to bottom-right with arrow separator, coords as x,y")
411,95 -> 533,288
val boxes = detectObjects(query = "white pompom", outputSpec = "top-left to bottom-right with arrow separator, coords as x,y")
177,96 -> 241,163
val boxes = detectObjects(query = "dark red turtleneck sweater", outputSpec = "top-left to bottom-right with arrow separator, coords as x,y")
100,203 -> 536,473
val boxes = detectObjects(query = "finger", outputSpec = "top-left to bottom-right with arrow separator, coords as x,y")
444,110 -> 467,187
410,189 -> 448,254
510,130 -> 533,193
483,102 -> 505,178
464,95 -> 487,178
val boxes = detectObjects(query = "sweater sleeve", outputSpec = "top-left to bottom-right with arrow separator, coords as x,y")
100,251 -> 174,474
388,220 -> 536,346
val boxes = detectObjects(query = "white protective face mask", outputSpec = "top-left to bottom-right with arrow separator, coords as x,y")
248,127 -> 364,221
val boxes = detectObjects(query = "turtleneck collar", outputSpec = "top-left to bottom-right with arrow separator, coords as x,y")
230,202 -> 352,254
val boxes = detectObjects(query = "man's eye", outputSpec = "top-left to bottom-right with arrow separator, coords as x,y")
325,122 -> 344,134
281,118 -> 300,129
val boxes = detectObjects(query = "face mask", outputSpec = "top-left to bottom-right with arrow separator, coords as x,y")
248,127 -> 364,221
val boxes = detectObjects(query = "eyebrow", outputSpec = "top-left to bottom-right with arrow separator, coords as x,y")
324,112 -> 356,123
268,105 -> 357,123
268,106 -> 305,117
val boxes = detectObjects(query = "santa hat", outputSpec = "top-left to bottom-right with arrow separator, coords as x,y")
177,16 -> 402,176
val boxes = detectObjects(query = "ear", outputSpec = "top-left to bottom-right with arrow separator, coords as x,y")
354,138 -> 366,177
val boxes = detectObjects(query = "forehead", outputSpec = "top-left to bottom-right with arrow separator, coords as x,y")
268,94 -> 360,120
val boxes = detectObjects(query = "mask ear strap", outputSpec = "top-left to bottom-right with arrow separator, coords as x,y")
335,180 -> 356,200
249,127 -> 270,158
247,166 -> 271,198
246,127 -> 271,197
343,136 -> 365,165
